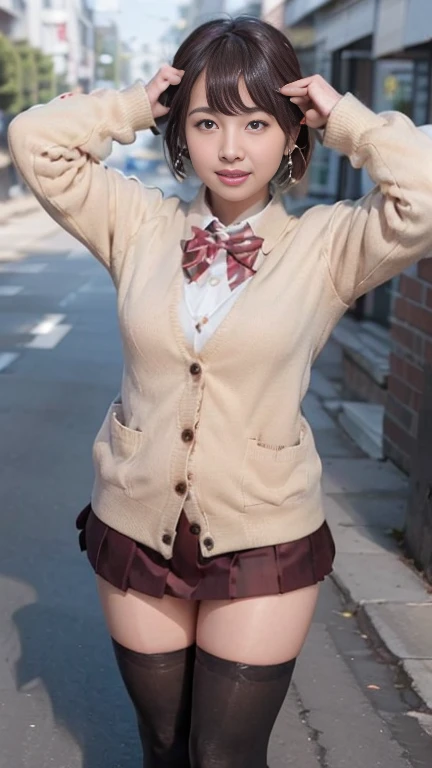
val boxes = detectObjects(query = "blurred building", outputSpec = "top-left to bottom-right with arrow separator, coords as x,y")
25,0 -> 94,92
94,17 -> 120,88
0,0 -> 27,39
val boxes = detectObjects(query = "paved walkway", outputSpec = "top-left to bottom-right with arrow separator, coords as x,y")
308,339 -> 432,720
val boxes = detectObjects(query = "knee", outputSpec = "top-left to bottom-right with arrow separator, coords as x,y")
189,736 -> 233,768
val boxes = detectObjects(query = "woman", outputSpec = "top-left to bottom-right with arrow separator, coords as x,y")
8,15 -> 432,768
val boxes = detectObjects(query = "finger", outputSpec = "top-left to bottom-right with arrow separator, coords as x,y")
159,63 -> 185,77
288,96 -> 312,108
284,75 -> 315,88
279,85 -> 308,97
153,104 -> 170,118
304,109 -> 327,129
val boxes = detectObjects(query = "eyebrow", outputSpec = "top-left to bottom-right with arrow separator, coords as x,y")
188,106 -> 266,117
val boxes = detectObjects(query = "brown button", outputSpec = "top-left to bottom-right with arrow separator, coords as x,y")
190,362 -> 202,376
203,537 -> 214,551
175,481 -> 187,495
181,428 -> 194,443
162,533 -> 172,546
189,524 -> 201,536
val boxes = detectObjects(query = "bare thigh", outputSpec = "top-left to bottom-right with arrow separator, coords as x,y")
197,584 -> 319,664
96,575 -> 199,653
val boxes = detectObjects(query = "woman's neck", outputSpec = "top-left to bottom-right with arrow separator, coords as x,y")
206,186 -> 271,226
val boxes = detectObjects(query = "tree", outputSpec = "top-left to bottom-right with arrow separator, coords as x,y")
14,41 -> 38,110
0,33 -> 22,114
34,49 -> 56,103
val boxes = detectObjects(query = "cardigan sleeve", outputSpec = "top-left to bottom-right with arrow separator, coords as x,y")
320,93 -> 432,306
7,81 -> 165,276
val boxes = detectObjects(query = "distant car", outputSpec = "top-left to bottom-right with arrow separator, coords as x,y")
124,148 -> 164,175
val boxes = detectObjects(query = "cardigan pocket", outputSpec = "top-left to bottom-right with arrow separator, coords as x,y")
93,400 -> 144,497
241,419 -> 310,508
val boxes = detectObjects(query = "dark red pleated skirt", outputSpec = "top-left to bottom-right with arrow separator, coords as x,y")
76,504 -> 335,600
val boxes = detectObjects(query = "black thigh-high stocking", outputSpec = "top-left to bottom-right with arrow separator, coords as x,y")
189,648 -> 296,768
112,638 -> 195,768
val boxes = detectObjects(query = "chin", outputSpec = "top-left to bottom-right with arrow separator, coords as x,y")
206,180 -> 260,198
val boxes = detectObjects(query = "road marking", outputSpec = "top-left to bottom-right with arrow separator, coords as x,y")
0,352 -> 19,372
67,249 -> 91,260
25,324 -> 71,349
59,291 -> 77,307
0,263 -> 47,274
23,313 -> 71,349
0,286 -> 23,296
29,313 -> 65,335
78,281 -> 114,294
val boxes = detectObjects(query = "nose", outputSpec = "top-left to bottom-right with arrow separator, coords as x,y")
218,129 -> 245,164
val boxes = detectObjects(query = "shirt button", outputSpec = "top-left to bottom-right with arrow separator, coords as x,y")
162,533 -> 172,545
189,362 -> 202,376
175,481 -> 187,495
189,524 -> 201,536
203,536 -> 214,551
181,428 -> 194,443
209,276 -> 220,286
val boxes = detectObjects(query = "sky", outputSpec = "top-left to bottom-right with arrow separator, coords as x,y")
115,0 -> 185,45
93,0 -> 239,47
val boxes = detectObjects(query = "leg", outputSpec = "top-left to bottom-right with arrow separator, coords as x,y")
189,585 -> 319,768
96,576 -> 199,767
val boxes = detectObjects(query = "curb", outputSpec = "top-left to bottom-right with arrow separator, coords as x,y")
330,560 -> 432,712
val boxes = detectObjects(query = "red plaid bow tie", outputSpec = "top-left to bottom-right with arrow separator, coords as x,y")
181,220 -> 264,291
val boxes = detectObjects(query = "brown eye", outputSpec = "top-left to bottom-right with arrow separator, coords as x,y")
248,120 -> 268,130
196,119 -> 216,130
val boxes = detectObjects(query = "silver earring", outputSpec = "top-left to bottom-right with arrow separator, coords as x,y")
286,150 -> 293,185
174,147 -> 188,180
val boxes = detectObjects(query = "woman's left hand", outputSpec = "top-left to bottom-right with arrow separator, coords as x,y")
279,74 -> 343,129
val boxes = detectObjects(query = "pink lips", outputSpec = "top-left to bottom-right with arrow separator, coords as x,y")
216,170 -> 251,186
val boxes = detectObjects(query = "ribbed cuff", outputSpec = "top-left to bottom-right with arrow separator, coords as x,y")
323,92 -> 386,156
119,80 -> 156,133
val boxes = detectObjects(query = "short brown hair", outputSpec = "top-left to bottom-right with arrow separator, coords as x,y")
155,16 -> 312,189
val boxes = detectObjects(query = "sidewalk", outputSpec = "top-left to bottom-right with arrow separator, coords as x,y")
309,338 -> 432,714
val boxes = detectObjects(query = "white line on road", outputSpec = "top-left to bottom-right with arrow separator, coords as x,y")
29,314 -> 65,335
58,291 -> 77,308
0,286 -> 24,296
24,324 -> 72,349
66,249 -> 91,260
78,281 -> 114,294
0,263 -> 47,274
0,352 -> 19,372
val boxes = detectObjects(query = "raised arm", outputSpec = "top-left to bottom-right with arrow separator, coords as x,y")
7,66 -> 184,278
281,75 -> 432,306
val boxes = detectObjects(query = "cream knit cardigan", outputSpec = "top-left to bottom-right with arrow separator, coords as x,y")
8,82 -> 432,557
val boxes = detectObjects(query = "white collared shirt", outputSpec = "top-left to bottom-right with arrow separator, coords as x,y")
180,207 -> 267,353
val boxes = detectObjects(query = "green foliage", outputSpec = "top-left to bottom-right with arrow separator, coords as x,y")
0,33 -> 22,113
34,49 -> 56,103
14,41 -> 38,110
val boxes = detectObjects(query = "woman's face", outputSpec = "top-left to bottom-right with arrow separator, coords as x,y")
184,71 -> 291,206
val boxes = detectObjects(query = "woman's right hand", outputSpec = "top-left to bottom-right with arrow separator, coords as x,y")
145,65 -> 185,119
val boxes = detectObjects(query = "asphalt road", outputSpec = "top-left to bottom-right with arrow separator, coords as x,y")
0,170 -> 431,767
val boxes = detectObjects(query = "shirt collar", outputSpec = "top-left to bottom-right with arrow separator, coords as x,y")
184,184 -> 296,255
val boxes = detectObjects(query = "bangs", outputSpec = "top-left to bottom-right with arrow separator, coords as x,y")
204,35 -> 302,129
